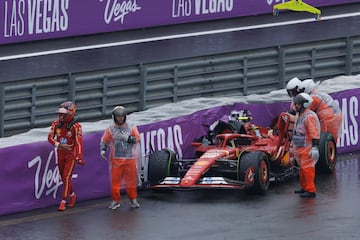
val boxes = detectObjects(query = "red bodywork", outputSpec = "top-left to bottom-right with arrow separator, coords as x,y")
149,113 -> 296,191
180,148 -> 239,188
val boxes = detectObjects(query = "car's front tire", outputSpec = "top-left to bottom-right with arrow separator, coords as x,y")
239,151 -> 270,194
148,148 -> 177,185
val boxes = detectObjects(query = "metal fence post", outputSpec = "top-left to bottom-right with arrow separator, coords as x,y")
279,47 -> 286,88
173,66 -> 178,103
31,85 -> 37,127
0,86 -> 4,137
68,73 -> 76,102
345,37 -> 353,75
243,57 -> 248,96
311,48 -> 316,79
139,64 -> 147,111
102,76 -> 108,116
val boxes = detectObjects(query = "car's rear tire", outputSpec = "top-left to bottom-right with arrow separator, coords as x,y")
316,132 -> 337,174
148,148 -> 177,185
239,151 -> 270,194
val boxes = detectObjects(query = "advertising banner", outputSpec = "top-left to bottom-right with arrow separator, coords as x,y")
0,88 -> 358,215
0,0 -> 357,45
0,132 -> 110,215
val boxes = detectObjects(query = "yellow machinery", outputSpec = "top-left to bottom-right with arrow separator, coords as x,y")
273,0 -> 322,20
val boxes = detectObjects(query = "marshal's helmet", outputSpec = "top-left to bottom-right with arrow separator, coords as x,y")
57,101 -> 76,123
286,77 -> 302,98
293,93 -> 313,113
112,106 -> 127,123
299,78 -> 317,94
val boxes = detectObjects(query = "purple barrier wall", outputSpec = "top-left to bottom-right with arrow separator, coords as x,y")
0,88 -> 358,215
0,0 -> 357,45
0,132 -> 110,215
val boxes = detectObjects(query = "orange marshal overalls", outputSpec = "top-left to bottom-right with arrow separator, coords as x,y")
101,123 -> 140,202
292,109 -> 320,193
310,91 -> 342,141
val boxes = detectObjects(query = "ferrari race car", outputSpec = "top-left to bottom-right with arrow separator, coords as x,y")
147,110 -> 337,194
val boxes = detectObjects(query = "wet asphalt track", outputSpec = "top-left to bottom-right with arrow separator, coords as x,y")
0,153 -> 359,240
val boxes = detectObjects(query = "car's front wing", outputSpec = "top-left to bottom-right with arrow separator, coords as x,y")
150,177 -> 251,190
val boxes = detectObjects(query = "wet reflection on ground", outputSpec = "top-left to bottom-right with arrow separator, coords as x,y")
0,154 -> 359,240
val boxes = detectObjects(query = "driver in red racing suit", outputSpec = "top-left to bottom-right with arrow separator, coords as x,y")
292,93 -> 320,198
228,109 -> 262,137
48,101 -> 84,211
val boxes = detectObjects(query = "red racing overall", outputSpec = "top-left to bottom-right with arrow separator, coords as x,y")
48,101 -> 83,211
48,120 -> 83,201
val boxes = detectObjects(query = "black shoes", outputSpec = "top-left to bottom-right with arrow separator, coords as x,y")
294,189 -> 305,194
300,191 -> 316,198
294,189 -> 316,197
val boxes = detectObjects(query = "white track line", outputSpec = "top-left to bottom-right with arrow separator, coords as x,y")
0,12 -> 359,61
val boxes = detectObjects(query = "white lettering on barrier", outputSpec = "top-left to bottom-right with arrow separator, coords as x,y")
195,0 -> 233,15
140,124 -> 184,160
3,0 -> 69,37
27,150 -> 62,199
172,0 -> 192,17
4,0 -> 25,37
338,96 -> 359,148
100,0 -> 142,24
266,0 -> 286,5
172,0 -> 233,18
27,148 -> 79,200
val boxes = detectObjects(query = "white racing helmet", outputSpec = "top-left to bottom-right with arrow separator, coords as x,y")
300,78 -> 317,94
286,77 -> 302,97
229,109 -> 252,123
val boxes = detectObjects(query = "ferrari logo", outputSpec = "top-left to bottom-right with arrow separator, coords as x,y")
245,167 -> 255,184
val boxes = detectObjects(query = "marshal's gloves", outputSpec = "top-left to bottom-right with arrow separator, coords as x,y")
100,142 -> 108,160
127,136 -> 137,144
310,139 -> 320,161
100,150 -> 107,160
310,146 -> 319,161
118,133 -> 137,144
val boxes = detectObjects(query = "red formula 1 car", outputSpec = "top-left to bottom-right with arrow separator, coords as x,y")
147,110 -> 337,194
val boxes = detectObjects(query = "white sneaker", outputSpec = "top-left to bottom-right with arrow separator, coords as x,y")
129,199 -> 140,208
108,201 -> 120,210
